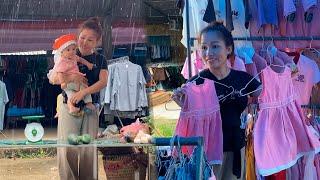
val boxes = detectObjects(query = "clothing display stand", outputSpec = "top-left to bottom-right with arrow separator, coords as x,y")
152,136 -> 204,180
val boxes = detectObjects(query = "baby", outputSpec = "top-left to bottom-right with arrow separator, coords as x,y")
48,34 -> 94,115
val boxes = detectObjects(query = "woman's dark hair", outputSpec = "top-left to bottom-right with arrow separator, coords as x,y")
79,17 -> 102,40
199,21 -> 235,57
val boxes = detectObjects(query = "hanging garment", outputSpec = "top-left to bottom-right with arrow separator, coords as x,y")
286,158 -> 304,180
246,62 -> 259,81
284,0 -> 297,17
236,46 -> 255,65
284,0 -> 317,17
315,154 -> 320,180
181,0 -> 209,48
288,54 -> 320,180
181,50 -> 205,79
243,0 -> 252,29
104,60 -> 148,112
225,0 -> 234,31
302,3 -> 320,47
227,56 -> 247,72
292,54 -> 320,105
230,0 -> 254,62
253,66 -> 320,176
265,170 -> 286,180
253,53 -> 267,74
248,1 -> 274,49
165,144 -> 214,180
277,2 -> 320,50
175,79 -> 223,165
152,67 -> 167,81
0,81 -> 9,130
256,0 -> 278,27
213,0 -> 254,63
203,0 -> 216,23
276,50 -> 294,65
245,133 -> 256,180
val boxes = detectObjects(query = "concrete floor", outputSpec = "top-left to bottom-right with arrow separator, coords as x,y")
150,101 -> 180,121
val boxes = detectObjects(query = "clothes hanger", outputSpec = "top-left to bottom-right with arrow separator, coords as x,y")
190,73 -> 235,102
165,73 -> 235,110
306,37 -> 320,56
239,51 -> 287,97
239,45 -> 288,97
266,43 -> 286,69
239,38 -> 283,97
108,56 -> 130,65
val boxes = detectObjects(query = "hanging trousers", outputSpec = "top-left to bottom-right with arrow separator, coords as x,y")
57,94 -> 99,180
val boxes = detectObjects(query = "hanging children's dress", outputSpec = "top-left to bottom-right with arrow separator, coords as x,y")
253,66 -> 320,176
175,78 -> 223,165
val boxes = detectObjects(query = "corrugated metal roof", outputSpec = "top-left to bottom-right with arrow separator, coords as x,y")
0,50 -> 47,55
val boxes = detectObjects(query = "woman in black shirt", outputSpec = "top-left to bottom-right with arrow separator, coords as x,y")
57,17 -> 108,180
173,22 -> 261,180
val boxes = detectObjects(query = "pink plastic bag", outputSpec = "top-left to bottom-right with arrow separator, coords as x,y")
120,119 -> 150,141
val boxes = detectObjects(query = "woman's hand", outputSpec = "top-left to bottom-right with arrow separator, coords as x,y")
171,85 -> 186,107
75,55 -> 94,70
70,90 -> 86,104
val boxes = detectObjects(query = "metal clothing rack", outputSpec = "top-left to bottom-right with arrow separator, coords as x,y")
233,36 -> 320,41
189,36 -> 320,44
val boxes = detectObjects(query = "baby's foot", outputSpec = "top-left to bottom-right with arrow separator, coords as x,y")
68,101 -> 80,115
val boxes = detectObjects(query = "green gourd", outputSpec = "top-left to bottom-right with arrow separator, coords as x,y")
67,134 -> 80,145
80,134 -> 92,144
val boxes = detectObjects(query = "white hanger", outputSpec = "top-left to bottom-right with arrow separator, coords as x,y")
108,56 -> 129,65
306,36 -> 320,56
239,41 -> 293,97
190,73 -> 235,102
238,72 -> 263,97
266,36 -> 286,68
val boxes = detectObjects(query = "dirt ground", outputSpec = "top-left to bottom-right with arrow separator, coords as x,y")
0,156 -> 107,180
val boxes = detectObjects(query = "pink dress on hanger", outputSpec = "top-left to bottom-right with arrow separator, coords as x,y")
175,79 -> 223,165
253,66 -> 320,176
227,56 -> 247,72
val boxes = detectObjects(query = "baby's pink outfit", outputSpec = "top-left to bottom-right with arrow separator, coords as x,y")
55,57 -> 85,76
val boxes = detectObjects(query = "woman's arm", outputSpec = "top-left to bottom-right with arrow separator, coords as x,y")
76,56 -> 94,70
70,69 -> 108,104
62,73 -> 88,85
